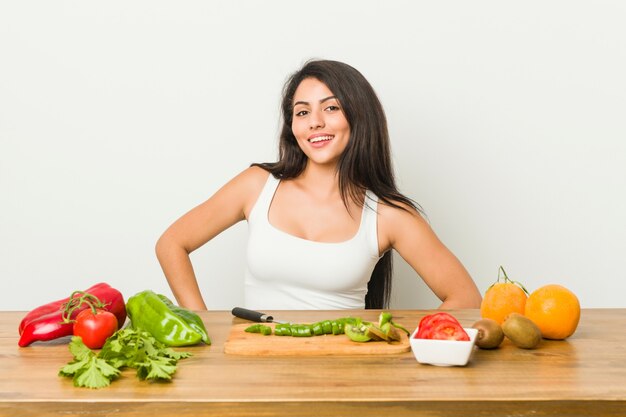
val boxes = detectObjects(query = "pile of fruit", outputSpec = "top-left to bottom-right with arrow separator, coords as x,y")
473,266 -> 581,350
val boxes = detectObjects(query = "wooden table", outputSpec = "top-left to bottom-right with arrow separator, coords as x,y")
1,309 -> 625,416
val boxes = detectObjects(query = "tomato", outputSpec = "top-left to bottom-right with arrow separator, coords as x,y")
417,313 -> 458,336
428,320 -> 470,341
73,308 -> 118,349
415,312 -> 470,341
416,312 -> 460,338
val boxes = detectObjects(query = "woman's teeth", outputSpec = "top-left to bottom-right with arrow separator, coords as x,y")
309,135 -> 333,143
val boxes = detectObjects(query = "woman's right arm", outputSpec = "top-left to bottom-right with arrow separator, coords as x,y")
155,166 -> 269,310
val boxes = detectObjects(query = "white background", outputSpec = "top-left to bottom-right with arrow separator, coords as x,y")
1,1 -> 625,311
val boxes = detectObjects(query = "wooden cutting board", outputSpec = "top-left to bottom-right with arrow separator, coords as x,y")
223,323 -> 411,356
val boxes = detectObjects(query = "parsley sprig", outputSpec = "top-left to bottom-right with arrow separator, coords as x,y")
59,328 -> 191,389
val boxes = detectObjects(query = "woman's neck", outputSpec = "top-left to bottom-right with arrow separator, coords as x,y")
295,162 -> 340,199
294,162 -> 364,214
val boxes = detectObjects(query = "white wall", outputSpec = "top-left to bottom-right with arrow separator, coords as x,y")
1,1 -> 625,311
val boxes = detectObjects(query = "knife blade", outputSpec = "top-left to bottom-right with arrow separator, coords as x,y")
231,307 -> 287,324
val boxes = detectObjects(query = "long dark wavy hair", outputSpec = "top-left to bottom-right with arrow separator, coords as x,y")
253,59 -> 421,309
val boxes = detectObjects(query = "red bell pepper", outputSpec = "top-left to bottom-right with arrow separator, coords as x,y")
18,282 -> 110,334
18,282 -> 126,347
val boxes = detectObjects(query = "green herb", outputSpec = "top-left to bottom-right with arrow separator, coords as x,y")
58,337 -> 120,388
59,328 -> 191,389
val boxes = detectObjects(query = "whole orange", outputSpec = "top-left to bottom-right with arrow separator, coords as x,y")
525,284 -> 580,340
480,267 -> 528,324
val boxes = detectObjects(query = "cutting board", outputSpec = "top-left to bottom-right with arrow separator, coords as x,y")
224,323 -> 411,356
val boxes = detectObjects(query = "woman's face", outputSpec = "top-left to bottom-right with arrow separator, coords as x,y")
291,77 -> 351,168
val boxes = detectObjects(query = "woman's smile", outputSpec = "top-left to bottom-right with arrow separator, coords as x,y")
308,133 -> 335,147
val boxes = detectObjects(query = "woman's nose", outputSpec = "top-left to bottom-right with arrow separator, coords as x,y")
309,111 -> 325,129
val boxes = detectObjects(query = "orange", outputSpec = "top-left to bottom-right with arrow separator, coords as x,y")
480,267 -> 528,324
525,284 -> 580,340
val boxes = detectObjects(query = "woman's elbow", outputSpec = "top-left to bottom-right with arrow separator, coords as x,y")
440,288 -> 482,309
457,284 -> 482,308
155,231 -> 179,261
466,291 -> 483,309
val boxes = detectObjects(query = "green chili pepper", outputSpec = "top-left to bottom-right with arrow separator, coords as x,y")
244,316 -> 389,341
245,323 -> 272,335
245,324 -> 262,333
291,325 -> 312,337
126,290 -> 205,347
274,324 -> 291,336
390,320 -> 410,336
274,323 -> 291,336
321,320 -> 333,334
336,321 -> 346,334
311,322 -> 324,336
158,294 -> 211,344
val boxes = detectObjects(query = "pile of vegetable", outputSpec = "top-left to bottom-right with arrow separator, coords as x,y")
245,312 -> 410,343
18,283 -> 126,347
17,284 -> 210,389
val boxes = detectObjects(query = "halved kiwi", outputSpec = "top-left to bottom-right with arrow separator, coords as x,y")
345,322 -> 372,343
472,318 -> 504,349
366,325 -> 389,341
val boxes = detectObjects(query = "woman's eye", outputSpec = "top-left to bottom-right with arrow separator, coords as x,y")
295,110 -> 308,117
325,105 -> 340,112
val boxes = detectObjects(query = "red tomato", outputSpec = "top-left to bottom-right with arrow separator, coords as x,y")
416,312 -> 459,338
73,308 -> 118,349
417,313 -> 460,336
429,320 -> 470,341
415,312 -> 470,341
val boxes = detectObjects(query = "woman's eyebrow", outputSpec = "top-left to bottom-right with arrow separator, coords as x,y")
293,95 -> 338,107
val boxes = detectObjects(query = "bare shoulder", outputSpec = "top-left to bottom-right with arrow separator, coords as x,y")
378,199 -> 426,225
231,165 -> 270,189
227,166 -> 271,218
377,199 -> 432,252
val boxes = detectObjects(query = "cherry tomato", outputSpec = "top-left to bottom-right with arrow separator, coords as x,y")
73,308 -> 118,349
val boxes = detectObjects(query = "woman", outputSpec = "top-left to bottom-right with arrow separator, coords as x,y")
156,59 -> 482,310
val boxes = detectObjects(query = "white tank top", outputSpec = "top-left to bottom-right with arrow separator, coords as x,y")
244,174 -> 381,310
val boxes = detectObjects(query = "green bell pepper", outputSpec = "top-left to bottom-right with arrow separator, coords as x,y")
157,294 -> 211,344
126,290 -> 209,346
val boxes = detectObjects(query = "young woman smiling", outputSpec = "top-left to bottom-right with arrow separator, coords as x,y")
156,59 -> 482,311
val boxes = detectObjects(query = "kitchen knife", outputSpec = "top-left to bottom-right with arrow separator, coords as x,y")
231,307 -> 287,324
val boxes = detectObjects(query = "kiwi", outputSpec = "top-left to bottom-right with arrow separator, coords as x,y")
501,313 -> 542,349
381,322 -> 402,342
345,323 -> 372,343
366,325 -> 388,341
471,318 -> 504,349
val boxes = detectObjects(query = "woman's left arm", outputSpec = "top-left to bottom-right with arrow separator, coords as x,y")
378,203 -> 482,309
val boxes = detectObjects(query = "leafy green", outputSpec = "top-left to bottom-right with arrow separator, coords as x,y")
59,337 -> 121,388
59,328 -> 191,389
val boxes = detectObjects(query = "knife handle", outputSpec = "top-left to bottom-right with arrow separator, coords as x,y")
231,307 -> 274,323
